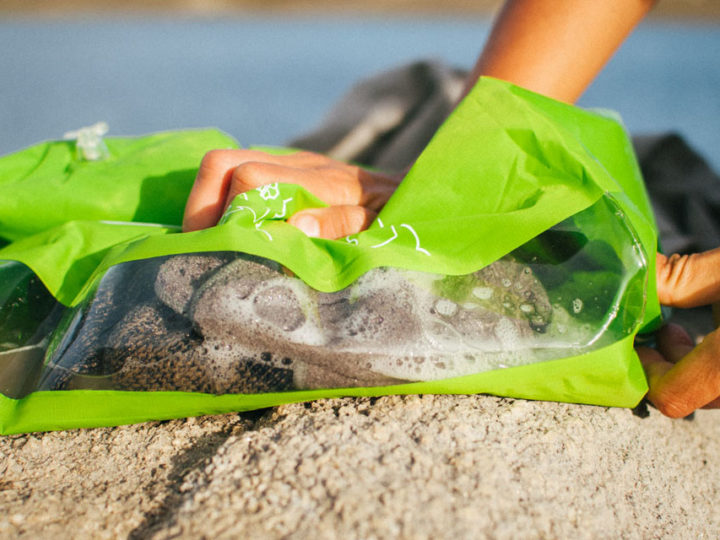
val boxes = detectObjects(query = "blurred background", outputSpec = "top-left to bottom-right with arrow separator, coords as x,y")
1,0 -> 719,169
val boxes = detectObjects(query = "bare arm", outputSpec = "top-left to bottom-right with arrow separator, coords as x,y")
465,0 -> 657,103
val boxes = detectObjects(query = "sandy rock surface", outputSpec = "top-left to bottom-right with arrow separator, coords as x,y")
2,394 -> 720,539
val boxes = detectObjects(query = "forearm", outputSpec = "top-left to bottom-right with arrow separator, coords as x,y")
465,0 -> 657,103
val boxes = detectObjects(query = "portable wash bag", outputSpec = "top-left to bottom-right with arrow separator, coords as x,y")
0,78 -> 661,434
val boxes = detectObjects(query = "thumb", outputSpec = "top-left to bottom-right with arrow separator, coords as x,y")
655,248 -> 720,308
287,205 -> 376,240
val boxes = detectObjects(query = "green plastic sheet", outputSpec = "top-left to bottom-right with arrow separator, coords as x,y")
0,78 -> 661,433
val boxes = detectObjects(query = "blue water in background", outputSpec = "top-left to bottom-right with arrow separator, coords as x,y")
1,16 -> 719,170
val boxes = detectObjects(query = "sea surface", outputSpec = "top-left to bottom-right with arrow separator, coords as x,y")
1,16 -> 719,169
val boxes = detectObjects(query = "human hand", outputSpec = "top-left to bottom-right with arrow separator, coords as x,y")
182,149 -> 402,239
636,249 -> 720,417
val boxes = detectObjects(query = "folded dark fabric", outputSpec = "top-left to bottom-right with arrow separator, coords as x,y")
634,133 -> 720,254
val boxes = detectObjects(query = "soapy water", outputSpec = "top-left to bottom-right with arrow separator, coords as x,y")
29,195 -> 647,394
39,251 -> 642,392
224,260 -> 551,384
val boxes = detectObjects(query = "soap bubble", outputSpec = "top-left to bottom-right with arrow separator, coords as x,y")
472,287 -> 493,300
434,299 -> 458,317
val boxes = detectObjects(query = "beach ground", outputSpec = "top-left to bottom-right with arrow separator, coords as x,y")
2,395 -> 720,538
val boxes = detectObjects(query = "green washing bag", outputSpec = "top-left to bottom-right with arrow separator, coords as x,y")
0,78 -> 661,434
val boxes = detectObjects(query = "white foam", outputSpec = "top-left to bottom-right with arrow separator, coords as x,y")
195,263 -> 631,385
472,287 -> 493,300
251,277 -> 327,347
493,317 -> 522,348
435,299 -> 458,317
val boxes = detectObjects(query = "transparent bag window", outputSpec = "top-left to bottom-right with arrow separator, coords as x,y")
0,261 -> 64,398
37,194 -> 646,395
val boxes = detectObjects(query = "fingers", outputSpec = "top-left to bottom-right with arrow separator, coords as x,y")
183,151 -> 235,232
226,161 -> 362,208
655,323 -> 695,364
182,149 -> 331,232
183,149 -> 399,234
288,206 -> 377,240
640,327 -> 720,418
656,249 -> 720,308
637,346 -> 674,392
649,249 -> 720,416
701,395 -> 720,409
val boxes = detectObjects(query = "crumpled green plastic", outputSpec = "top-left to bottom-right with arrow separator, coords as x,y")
0,77 -> 661,433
